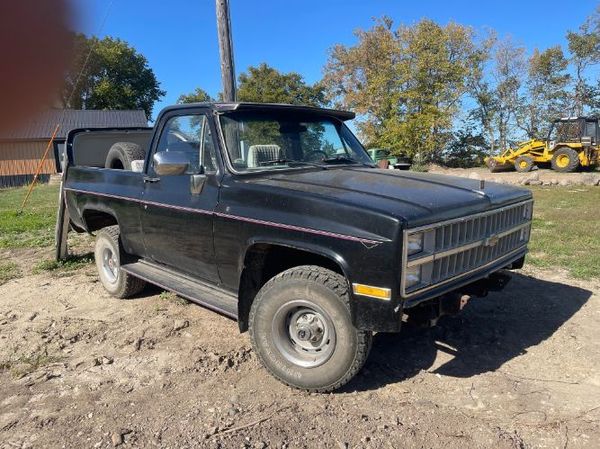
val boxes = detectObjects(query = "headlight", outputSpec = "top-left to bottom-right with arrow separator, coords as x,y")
405,265 -> 421,289
407,232 -> 423,255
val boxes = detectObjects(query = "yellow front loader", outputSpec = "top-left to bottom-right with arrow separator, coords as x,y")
485,117 -> 600,173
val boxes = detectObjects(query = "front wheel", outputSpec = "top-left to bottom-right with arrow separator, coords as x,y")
514,155 -> 534,172
551,147 -> 579,172
249,266 -> 372,392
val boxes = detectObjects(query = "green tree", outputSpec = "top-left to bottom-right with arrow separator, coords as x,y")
62,34 -> 165,119
567,6 -> 600,116
491,37 -> 525,152
443,121 -> 487,168
237,63 -> 325,106
323,17 -> 488,161
177,87 -> 214,104
469,76 -> 499,155
518,46 -> 570,138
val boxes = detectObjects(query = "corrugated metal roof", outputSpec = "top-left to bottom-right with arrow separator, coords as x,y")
0,109 -> 148,140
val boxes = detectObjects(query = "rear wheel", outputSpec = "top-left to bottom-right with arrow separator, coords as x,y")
514,156 -> 534,172
551,147 -> 579,172
249,266 -> 372,392
94,226 -> 145,298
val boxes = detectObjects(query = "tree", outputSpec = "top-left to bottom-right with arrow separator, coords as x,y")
323,17 -> 488,161
61,34 -> 165,119
566,6 -> 600,116
469,76 -> 499,155
518,46 -> 570,138
177,87 -> 214,104
490,37 -> 526,151
443,121 -> 487,168
236,63 -> 325,106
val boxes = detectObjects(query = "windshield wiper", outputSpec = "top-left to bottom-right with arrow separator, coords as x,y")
259,159 -> 327,169
321,155 -> 373,167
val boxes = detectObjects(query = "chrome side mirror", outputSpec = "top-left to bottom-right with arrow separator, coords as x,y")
153,151 -> 190,176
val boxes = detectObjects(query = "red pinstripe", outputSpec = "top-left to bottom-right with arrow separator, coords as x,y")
64,187 -> 381,246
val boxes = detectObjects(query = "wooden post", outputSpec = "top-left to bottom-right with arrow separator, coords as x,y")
55,143 -> 70,261
216,0 -> 236,102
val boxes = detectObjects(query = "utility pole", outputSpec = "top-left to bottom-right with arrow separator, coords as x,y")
216,0 -> 236,102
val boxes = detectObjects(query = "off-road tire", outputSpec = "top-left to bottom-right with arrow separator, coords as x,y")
551,147 -> 580,172
249,265 -> 372,392
94,225 -> 145,298
514,155 -> 534,173
105,142 -> 146,170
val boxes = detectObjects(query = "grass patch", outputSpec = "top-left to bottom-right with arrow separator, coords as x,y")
0,184 -> 59,248
0,260 -> 21,285
159,290 -> 189,306
33,253 -> 94,274
527,186 -> 600,278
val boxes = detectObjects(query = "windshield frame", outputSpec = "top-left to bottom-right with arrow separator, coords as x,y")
215,111 -> 374,175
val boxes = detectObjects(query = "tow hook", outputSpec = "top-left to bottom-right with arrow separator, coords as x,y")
406,292 -> 470,328
462,272 -> 512,297
404,272 -> 512,328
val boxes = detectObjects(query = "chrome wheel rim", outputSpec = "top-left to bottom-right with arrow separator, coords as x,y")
272,300 -> 336,368
101,247 -> 118,284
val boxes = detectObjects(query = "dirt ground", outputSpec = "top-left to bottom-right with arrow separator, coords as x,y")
1,244 -> 599,449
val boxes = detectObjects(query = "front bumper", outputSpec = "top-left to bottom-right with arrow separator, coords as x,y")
350,247 -> 526,333
403,246 -> 527,308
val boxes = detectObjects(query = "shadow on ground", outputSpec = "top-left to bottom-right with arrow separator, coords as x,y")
347,271 -> 591,392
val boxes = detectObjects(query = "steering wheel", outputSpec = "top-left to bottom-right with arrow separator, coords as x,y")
304,150 -> 328,162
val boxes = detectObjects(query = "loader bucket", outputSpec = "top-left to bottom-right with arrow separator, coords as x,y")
486,157 -> 512,173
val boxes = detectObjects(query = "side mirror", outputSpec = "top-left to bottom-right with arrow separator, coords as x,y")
153,151 -> 190,176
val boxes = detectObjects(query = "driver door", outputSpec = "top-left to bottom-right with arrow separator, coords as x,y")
141,110 -> 221,283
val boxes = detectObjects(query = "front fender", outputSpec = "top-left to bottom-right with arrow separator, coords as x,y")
241,236 -> 403,333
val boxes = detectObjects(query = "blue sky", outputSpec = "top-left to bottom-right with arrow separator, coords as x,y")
72,0 -> 598,120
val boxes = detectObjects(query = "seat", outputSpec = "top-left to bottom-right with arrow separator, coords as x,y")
247,144 -> 283,168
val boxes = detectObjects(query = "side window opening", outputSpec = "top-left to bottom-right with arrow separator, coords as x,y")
152,114 -> 218,175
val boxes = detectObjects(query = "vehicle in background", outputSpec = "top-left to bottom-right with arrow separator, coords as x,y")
485,117 -> 599,173
367,148 -> 411,170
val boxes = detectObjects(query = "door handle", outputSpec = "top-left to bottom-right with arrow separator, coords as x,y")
143,176 -> 160,183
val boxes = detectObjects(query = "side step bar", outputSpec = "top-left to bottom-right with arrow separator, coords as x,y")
121,260 -> 238,319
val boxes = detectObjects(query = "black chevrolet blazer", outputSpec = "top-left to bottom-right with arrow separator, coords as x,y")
61,102 -> 533,391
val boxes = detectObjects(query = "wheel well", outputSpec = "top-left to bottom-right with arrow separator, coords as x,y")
237,243 -> 345,332
82,209 -> 118,232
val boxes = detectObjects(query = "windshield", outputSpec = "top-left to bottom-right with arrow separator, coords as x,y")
219,112 -> 373,172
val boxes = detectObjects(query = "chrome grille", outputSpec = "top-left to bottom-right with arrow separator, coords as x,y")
434,202 -> 529,251
431,227 -> 526,283
401,200 -> 533,297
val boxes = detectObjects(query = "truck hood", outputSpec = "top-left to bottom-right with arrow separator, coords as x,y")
253,167 -> 532,227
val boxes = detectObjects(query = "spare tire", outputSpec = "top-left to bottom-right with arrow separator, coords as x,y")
105,142 -> 146,170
